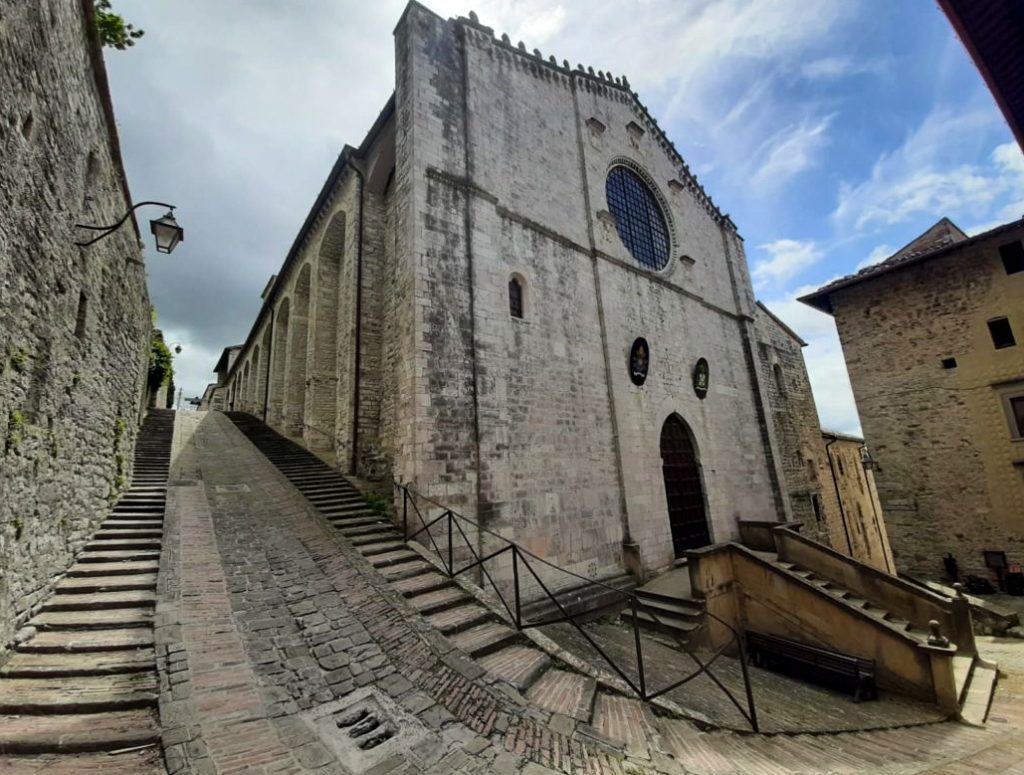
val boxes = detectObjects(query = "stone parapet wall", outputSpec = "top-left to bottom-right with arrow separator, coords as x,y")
0,0 -> 151,648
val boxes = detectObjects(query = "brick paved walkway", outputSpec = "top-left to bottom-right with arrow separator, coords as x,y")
154,412 -> 1024,774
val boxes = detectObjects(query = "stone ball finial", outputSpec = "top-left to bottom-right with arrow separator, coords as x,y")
622,75 -> 630,88
549,55 -> 557,64
563,59 -> 570,69
577,63 -> 584,71
517,41 -> 526,51
927,620 -> 950,647
587,66 -> 595,76
468,10 -> 478,23
533,48 -> 542,58
954,582 -> 965,598
501,33 -> 510,44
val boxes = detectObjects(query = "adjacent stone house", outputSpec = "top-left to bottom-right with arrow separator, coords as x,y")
220,1 -> 869,582
0,1 -> 153,647
802,217 -> 1024,583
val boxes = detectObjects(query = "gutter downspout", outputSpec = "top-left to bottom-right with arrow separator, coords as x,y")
263,308 -> 275,423
351,164 -> 365,476
860,442 -> 893,574
825,436 -> 854,556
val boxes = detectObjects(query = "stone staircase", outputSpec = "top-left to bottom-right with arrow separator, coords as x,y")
0,409 -> 173,757
226,412 -> 628,728
771,556 -> 999,725
621,587 -> 706,643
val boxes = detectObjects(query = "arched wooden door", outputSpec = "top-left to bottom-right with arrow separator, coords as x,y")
660,415 -> 710,557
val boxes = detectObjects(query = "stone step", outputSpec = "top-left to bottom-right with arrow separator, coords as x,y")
448,621 -> 520,657
960,663 -> 997,726
296,483 -> 359,494
336,522 -> 395,537
621,608 -> 700,640
426,604 -> 490,635
478,646 -> 550,692
103,512 -> 164,522
306,494 -> 364,505
0,649 -> 155,678
93,530 -> 163,540
526,668 -> 597,721
632,594 -> 704,621
407,587 -> 470,615
83,539 -> 161,551
42,590 -> 155,612
377,561 -> 432,581
0,673 -> 158,714
67,561 -> 159,577
17,629 -> 154,653
76,550 -> 160,563
56,575 -> 157,594
369,550 -> 421,569
99,520 -> 164,530
359,541 -> 408,557
320,503 -> 375,516
326,512 -> 380,526
0,709 -> 159,754
111,504 -> 164,513
392,572 -> 452,598
349,531 -> 401,547
32,608 -> 154,631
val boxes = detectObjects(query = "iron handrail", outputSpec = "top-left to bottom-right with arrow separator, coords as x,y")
396,482 -> 758,731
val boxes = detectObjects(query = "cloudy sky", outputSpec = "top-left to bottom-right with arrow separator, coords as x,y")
105,0 -> 1024,431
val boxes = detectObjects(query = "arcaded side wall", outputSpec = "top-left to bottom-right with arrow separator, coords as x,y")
0,0 -> 151,648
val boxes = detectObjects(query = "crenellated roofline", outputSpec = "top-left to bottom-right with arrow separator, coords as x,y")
456,10 -> 737,234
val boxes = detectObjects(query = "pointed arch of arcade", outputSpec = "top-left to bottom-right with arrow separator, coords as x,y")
285,264 -> 312,437
249,345 -> 261,409
304,212 -> 344,451
241,361 -> 251,412
269,296 -> 290,427
660,413 -> 712,558
256,325 -> 272,420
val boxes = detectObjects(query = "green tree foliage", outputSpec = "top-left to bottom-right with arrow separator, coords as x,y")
95,0 -> 144,50
148,334 -> 174,392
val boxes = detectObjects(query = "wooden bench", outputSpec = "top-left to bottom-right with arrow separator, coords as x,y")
746,631 -> 877,702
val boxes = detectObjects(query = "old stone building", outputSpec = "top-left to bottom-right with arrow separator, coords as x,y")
0,1 -> 153,647
220,1 -> 875,583
802,216 -> 1024,583
754,303 -> 893,571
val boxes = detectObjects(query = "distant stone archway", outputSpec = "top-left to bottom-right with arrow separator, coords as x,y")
660,413 -> 711,557
305,212 -> 344,451
285,264 -> 311,437
249,345 -> 261,410
269,297 -> 290,427
241,361 -> 251,413
256,326 -> 272,419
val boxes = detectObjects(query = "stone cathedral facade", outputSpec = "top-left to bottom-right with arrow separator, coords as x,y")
217,2 -> 846,581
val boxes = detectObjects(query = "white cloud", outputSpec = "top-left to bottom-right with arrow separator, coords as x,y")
752,239 -> 821,289
832,108 -> 1023,232
855,244 -> 892,270
800,55 -> 888,80
751,114 -> 833,187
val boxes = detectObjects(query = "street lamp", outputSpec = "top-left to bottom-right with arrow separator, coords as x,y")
860,446 -> 879,471
76,201 -> 184,254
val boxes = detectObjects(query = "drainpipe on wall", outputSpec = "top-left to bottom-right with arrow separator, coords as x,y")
263,307 -> 275,423
350,163 -> 365,477
859,442 -> 893,574
825,435 -> 854,557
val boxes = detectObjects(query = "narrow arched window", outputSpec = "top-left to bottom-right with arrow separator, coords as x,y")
509,276 -> 523,319
773,363 -> 786,396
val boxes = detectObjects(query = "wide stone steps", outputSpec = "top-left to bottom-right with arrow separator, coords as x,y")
407,586 -> 470,615
18,629 -> 154,654
0,410 -> 172,756
392,572 -> 452,598
0,673 -> 158,714
477,646 -> 550,692
0,709 -> 159,754
448,621 -> 520,657
56,574 -> 156,593
425,604 -> 491,635
526,668 -> 596,721
0,649 -> 155,678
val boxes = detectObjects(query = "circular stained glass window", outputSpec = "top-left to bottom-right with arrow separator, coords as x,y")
606,165 -> 670,271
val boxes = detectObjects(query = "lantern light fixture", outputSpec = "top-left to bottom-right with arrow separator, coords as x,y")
76,200 -> 184,255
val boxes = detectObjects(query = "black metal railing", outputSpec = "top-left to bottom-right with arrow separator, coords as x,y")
396,483 -> 758,732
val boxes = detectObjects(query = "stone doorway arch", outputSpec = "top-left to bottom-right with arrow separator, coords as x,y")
660,414 -> 711,558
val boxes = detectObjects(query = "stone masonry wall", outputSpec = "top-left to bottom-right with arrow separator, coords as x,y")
0,0 -> 151,649
830,225 -> 1024,582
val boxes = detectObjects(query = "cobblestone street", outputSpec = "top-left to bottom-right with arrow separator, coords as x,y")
144,411 -> 1024,774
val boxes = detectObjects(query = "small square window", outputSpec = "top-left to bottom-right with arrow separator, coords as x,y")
941,357 -> 957,369
999,241 -> 1024,275
988,317 -> 1017,349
